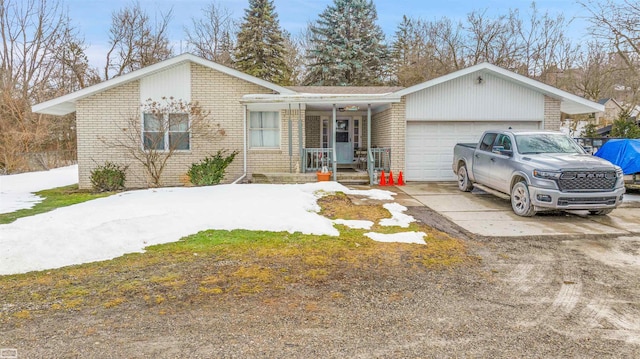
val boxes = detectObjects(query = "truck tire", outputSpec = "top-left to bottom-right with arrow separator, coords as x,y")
457,165 -> 473,192
589,209 -> 613,215
511,181 -> 536,217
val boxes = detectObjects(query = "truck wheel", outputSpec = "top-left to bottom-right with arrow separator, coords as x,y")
457,165 -> 473,192
588,209 -> 613,215
511,181 -> 536,217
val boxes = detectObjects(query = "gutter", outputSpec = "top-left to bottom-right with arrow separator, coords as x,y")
232,105 -> 248,184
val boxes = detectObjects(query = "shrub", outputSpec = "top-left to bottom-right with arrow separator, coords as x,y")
90,162 -> 127,192
188,150 -> 238,186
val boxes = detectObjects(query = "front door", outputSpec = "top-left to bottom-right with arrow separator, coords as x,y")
336,118 -> 353,164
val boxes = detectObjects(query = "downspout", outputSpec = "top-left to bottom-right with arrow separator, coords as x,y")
232,105 -> 248,184
332,104 -> 337,181
288,104 -> 293,173
367,104 -> 373,185
298,103 -> 303,173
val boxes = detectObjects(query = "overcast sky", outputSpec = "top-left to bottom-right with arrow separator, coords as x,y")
65,0 -> 594,69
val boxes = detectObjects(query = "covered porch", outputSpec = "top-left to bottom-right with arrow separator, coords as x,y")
242,89 -> 401,185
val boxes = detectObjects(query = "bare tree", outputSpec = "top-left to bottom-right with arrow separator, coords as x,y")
464,9 -> 520,68
184,1 -> 235,65
518,3 -> 578,82
581,0 -> 640,106
282,29 -> 307,85
102,98 -> 225,187
0,0 -> 81,172
568,41 -> 615,101
104,1 -> 173,80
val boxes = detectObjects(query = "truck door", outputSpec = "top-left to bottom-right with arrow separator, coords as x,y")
472,132 -> 497,185
489,134 -> 514,194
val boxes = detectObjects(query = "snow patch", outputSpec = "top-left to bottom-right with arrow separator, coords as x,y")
380,202 -> 415,228
365,231 -> 426,245
333,219 -> 374,230
0,165 -> 78,214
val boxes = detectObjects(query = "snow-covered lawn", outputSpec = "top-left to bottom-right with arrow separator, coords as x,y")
0,167 -> 423,275
0,165 -> 78,214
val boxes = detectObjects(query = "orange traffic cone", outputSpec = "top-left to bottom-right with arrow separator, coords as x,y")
388,171 -> 395,185
379,170 -> 387,186
397,171 -> 405,186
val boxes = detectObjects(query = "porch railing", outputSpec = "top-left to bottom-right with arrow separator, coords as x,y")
302,148 -> 333,172
301,147 -> 391,178
370,148 -> 391,172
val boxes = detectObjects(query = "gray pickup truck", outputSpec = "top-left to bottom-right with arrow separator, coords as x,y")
452,130 -> 625,216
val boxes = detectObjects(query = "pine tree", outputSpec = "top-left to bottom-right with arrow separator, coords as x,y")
304,0 -> 388,86
610,108 -> 640,138
391,16 -> 425,86
234,0 -> 291,85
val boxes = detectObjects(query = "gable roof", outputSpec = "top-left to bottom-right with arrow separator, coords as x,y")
394,62 -> 604,115
32,53 -> 296,116
598,98 -> 624,108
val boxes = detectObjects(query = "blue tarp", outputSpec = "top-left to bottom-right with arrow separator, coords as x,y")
594,139 -> 640,175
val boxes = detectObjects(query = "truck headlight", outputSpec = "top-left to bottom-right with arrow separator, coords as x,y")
615,167 -> 624,186
533,169 -> 561,180
615,167 -> 623,178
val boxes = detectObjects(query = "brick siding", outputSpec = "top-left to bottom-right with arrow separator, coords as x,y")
75,63 -> 306,189
544,96 -> 561,131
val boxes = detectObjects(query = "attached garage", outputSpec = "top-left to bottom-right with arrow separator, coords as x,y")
394,63 -> 604,182
405,121 -> 540,181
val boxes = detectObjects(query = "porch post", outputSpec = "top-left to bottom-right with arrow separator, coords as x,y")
367,104 -> 373,185
288,104 -> 292,173
298,103 -> 303,173
332,104 -> 337,181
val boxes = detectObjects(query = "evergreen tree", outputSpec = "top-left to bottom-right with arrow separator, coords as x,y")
234,0 -> 291,85
610,108 -> 640,138
391,16 -> 429,86
305,0 -> 388,86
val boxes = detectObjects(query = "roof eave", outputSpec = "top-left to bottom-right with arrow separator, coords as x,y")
32,53 -> 296,116
241,93 -> 402,105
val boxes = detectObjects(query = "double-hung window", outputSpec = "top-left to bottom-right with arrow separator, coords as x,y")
249,111 -> 280,148
143,112 -> 190,151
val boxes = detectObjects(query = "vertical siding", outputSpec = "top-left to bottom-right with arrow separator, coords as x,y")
140,63 -> 191,102
405,72 -> 544,121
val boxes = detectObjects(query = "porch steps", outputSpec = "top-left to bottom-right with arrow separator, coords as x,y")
251,171 -> 370,185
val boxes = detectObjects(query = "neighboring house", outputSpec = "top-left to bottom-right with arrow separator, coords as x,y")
595,98 -> 624,125
33,53 -> 604,188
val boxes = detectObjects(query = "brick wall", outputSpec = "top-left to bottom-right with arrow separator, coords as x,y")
76,81 -> 141,189
371,99 -> 406,174
544,96 -> 561,131
248,108 -> 306,177
305,115 -> 321,148
75,63 -> 305,189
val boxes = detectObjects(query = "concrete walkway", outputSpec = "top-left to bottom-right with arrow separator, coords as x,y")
396,182 -> 640,238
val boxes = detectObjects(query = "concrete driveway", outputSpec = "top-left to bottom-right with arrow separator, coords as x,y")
396,182 -> 640,238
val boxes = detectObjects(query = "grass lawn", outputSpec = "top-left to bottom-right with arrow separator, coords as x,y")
0,185 -> 112,224
0,192 -> 475,323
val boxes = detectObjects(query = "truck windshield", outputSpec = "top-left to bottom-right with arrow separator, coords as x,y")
515,134 -> 585,154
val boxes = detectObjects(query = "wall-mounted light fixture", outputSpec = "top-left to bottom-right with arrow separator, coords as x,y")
477,75 -> 484,84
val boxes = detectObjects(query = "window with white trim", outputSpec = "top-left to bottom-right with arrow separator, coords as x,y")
249,111 -> 280,148
143,112 -> 190,151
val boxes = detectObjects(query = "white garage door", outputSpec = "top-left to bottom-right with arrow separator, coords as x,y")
405,121 -> 541,181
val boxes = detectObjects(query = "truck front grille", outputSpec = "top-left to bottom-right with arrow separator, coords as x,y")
557,197 -> 617,206
558,171 -> 617,192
